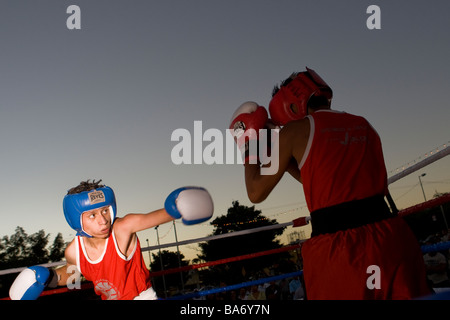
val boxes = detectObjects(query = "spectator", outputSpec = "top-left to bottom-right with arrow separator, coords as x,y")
238,287 -> 249,300
265,281 -> 281,300
247,285 -> 266,300
289,276 -> 301,297
423,237 -> 450,288
293,281 -> 305,300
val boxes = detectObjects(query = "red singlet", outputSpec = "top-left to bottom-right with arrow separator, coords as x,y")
75,231 -> 152,300
300,110 -> 388,212
299,110 -> 431,299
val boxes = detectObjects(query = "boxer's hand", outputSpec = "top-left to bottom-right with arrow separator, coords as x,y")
229,101 -> 268,164
9,266 -> 58,300
164,187 -> 214,225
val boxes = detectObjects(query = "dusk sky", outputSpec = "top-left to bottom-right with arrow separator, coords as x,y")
0,1 -> 449,263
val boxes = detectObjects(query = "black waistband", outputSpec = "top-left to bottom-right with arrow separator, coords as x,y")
310,195 -> 393,237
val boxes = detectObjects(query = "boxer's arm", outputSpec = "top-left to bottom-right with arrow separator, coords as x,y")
286,157 -> 302,183
244,151 -> 289,204
54,264 -> 80,287
114,208 -> 174,235
245,120 -> 309,203
114,187 -> 214,234
56,240 -> 81,287
113,188 -> 213,256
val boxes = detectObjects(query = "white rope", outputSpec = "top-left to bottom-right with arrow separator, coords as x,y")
142,221 -> 294,252
388,142 -> 450,185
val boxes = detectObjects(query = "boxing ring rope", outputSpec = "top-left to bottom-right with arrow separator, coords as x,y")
1,143 -> 449,299
1,192 -> 449,300
143,221 -> 296,252
38,282 -> 94,298
148,244 -> 301,277
167,271 -> 304,300
387,142 -> 449,185
398,192 -> 450,218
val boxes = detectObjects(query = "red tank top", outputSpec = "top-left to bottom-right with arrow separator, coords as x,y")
299,110 -> 388,212
76,231 -> 151,300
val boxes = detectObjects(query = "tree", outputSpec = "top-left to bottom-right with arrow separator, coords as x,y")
0,228 -> 66,269
27,230 -> 50,265
149,250 -> 189,296
49,233 -> 66,262
197,201 -> 288,284
2,227 -> 30,268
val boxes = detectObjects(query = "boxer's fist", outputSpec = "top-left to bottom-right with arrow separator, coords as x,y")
164,187 -> 214,225
229,101 -> 268,163
9,266 -> 57,300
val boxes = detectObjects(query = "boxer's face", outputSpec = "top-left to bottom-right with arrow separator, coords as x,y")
82,206 -> 112,238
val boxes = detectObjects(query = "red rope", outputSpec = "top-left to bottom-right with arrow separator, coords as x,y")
149,243 -> 301,277
398,193 -> 450,217
39,282 -> 94,297
0,282 -> 95,300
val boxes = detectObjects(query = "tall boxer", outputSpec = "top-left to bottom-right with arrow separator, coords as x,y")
231,67 -> 431,299
10,180 -> 213,300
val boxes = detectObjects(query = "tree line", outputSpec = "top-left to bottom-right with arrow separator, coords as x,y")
0,227 -> 65,270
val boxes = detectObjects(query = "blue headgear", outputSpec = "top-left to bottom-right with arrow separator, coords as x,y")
63,186 -> 117,238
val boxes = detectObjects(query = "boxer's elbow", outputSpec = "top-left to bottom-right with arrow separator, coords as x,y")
245,165 -> 277,204
248,193 -> 266,204
246,185 -> 269,204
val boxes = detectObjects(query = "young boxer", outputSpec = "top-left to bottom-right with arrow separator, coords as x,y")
9,179 -> 213,300
230,67 -> 431,299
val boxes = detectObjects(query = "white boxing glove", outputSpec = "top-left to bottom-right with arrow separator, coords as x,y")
9,266 -> 58,300
164,187 -> 214,225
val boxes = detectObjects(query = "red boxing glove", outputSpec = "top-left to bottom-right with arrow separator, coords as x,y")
229,101 -> 268,164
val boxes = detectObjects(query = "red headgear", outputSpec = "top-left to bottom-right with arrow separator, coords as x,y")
269,67 -> 332,126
